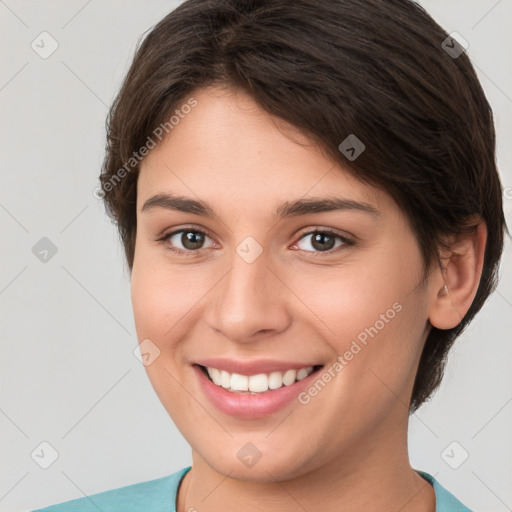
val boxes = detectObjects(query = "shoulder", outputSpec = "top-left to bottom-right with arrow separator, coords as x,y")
30,466 -> 191,512
417,470 -> 475,512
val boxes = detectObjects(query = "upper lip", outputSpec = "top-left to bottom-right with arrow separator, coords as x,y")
194,358 -> 323,376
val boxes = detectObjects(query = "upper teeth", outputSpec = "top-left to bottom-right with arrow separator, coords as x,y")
205,366 -> 315,393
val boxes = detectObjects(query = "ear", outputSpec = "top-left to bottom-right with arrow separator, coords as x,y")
428,217 -> 487,330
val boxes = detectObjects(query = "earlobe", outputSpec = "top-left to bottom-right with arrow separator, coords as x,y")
428,219 -> 487,330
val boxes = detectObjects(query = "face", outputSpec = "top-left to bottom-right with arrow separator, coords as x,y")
131,86 -> 434,481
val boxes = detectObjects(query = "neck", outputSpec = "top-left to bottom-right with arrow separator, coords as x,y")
177,409 -> 435,512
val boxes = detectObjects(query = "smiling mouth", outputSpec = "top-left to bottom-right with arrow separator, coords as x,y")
196,364 -> 324,394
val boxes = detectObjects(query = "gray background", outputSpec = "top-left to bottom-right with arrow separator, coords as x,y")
1,1 -> 510,511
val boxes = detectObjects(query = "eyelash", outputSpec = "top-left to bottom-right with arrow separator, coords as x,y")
157,228 -> 214,257
157,227 -> 354,258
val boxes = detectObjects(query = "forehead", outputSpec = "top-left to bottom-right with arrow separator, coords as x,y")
137,86 -> 388,215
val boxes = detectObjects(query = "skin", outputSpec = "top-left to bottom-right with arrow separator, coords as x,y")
131,86 -> 487,512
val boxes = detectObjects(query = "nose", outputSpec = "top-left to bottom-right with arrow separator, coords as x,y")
205,242 -> 292,343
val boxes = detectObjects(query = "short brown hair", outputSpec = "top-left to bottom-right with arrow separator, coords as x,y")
99,0 -> 508,412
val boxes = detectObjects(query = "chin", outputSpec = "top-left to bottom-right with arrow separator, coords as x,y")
199,445 -> 315,483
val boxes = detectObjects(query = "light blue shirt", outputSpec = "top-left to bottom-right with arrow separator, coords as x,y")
30,467 -> 474,511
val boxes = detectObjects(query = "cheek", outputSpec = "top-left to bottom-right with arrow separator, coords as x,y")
130,250 -> 205,343
130,252 -> 206,426
289,254 -> 412,346
292,247 -> 428,395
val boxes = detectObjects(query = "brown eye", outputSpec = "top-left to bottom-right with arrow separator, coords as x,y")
294,229 -> 353,255
160,228 -> 215,254
310,232 -> 337,251
180,231 -> 206,250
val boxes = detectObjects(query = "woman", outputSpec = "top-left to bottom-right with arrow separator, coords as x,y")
32,0 -> 507,510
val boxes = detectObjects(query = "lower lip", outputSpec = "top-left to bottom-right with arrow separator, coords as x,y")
193,364 -> 322,419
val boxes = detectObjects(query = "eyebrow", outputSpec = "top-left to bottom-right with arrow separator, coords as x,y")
141,192 -> 380,219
